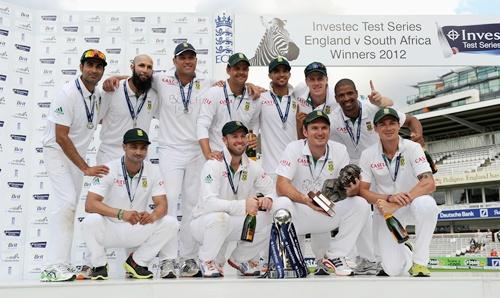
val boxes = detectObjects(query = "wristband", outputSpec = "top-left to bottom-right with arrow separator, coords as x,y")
117,209 -> 124,220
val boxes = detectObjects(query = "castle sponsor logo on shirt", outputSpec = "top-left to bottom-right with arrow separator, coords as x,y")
336,127 -> 349,134
279,159 -> 291,168
370,162 -> 385,170
297,157 -> 309,166
161,77 -> 176,85
414,155 -> 426,164
113,178 -> 125,187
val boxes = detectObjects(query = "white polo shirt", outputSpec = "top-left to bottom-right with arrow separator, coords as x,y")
153,72 -> 212,148
329,101 -> 406,165
276,140 -> 349,194
42,76 -> 101,157
293,82 -> 338,115
192,148 -> 274,218
197,80 -> 260,152
98,79 -> 159,160
258,84 -> 298,174
359,137 -> 431,195
88,157 -> 166,223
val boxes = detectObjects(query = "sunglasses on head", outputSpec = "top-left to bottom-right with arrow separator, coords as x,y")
306,62 -> 325,71
83,49 -> 106,60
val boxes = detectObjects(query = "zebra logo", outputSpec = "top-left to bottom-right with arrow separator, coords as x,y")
249,17 -> 300,66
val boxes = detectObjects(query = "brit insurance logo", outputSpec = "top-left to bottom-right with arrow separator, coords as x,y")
438,23 -> 500,57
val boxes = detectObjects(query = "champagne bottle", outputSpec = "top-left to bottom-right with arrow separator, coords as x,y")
241,213 -> 256,242
246,130 -> 257,160
384,214 -> 409,243
424,150 -> 438,174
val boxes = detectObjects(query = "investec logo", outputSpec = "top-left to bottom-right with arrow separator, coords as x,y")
106,48 -> 121,54
41,15 -> 57,21
446,28 -> 500,42
10,134 -> 27,141
130,16 -> 146,23
0,74 -> 6,81
84,37 -> 100,43
30,241 -> 47,248
41,36 -> 57,43
33,194 -> 49,200
63,26 -> 79,32
0,29 -> 9,36
15,44 -> 31,52
61,69 -> 77,75
13,88 -> 29,96
151,27 -> 167,34
7,182 -> 24,188
39,58 -> 56,64
4,230 -> 21,237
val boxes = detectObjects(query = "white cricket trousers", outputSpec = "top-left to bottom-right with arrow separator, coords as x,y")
83,214 -> 179,267
374,195 -> 439,276
158,144 -> 203,260
272,196 -> 370,259
44,147 -> 85,265
190,212 -> 272,263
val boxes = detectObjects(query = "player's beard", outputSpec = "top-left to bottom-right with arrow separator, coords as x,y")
131,70 -> 152,93
227,145 -> 245,157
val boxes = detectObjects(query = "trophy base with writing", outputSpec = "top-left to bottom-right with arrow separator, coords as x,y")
308,191 -> 335,217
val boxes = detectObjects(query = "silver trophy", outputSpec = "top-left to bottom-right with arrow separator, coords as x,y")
269,209 -> 298,278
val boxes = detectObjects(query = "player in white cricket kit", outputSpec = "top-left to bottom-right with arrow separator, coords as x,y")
197,53 -> 260,161
358,108 -> 438,277
40,49 -> 110,282
83,128 -> 179,280
152,43 -> 213,277
257,57 -> 299,178
274,111 -> 371,276
191,121 -> 274,277
330,78 -> 423,275
96,55 -> 159,164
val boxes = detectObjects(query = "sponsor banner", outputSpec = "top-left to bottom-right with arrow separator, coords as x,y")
438,207 -> 500,221
428,257 -> 490,268
435,170 -> 500,186
235,15 -> 500,66
487,257 -> 500,268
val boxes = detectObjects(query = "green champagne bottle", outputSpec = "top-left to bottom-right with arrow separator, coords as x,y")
246,130 -> 257,160
241,213 -> 256,242
384,214 -> 409,244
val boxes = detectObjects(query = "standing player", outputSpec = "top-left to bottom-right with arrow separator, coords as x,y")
257,56 -> 298,178
83,128 -> 179,280
40,49 -> 110,282
97,54 -> 158,164
274,111 -> 371,276
330,78 -> 424,275
191,121 -> 274,277
358,108 -> 438,277
197,53 -> 261,161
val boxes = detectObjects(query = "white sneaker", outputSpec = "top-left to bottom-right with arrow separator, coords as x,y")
330,257 -> 354,276
180,258 -> 202,277
200,260 -> 222,278
353,258 -> 379,275
40,263 -> 76,282
227,259 -> 260,276
160,259 -> 177,278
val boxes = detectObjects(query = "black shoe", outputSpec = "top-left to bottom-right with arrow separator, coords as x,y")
91,264 -> 108,280
123,254 -> 153,279
376,269 -> 389,276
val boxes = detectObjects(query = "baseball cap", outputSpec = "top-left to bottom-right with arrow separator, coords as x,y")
373,107 -> 400,124
269,56 -> 291,73
174,42 -> 196,56
304,62 -> 327,77
227,52 -> 250,67
123,128 -> 151,144
80,49 -> 107,66
222,121 -> 249,136
304,110 -> 330,126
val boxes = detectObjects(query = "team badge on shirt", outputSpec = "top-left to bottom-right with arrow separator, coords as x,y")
244,101 -> 250,111
241,170 -> 248,181
325,105 -> 331,114
195,80 -> 200,90
327,160 -> 334,173
366,121 -> 373,131
141,177 -> 148,188
147,100 -> 152,111
400,156 -> 406,166
292,101 -> 297,112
